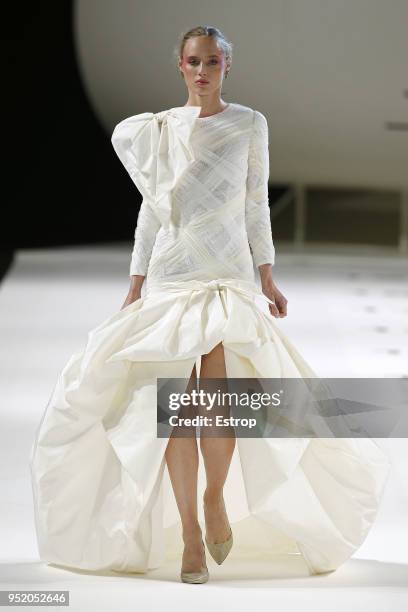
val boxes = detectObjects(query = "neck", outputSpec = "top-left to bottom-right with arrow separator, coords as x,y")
184,93 -> 228,117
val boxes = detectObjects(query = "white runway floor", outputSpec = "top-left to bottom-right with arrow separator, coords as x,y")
0,243 -> 407,610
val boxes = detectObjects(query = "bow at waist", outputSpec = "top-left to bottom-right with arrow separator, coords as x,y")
145,277 -> 275,307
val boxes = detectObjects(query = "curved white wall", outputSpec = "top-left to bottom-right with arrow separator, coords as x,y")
74,0 -> 408,187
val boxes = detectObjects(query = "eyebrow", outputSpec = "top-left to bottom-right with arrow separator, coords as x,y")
186,54 -> 220,59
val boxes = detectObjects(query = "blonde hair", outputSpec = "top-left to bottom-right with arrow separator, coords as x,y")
173,25 -> 233,69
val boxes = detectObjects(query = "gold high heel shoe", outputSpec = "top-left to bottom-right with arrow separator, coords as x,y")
203,500 -> 233,565
180,539 -> 209,584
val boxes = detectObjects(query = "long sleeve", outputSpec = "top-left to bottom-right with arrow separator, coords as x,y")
245,110 -> 275,267
111,114 -> 162,277
128,198 -> 161,276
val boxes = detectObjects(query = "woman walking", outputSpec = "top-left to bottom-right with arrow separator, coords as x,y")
30,25 -> 390,584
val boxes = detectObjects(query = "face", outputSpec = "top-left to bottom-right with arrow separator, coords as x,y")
178,36 -> 230,96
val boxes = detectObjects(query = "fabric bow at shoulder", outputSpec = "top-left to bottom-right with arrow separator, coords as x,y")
111,106 -> 202,228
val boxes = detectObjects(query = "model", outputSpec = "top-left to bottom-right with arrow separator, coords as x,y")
30,26 -> 391,584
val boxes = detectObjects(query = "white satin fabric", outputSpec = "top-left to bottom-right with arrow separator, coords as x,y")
30,277 -> 391,576
30,104 -> 391,577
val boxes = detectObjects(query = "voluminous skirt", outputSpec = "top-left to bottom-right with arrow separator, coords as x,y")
30,277 -> 390,576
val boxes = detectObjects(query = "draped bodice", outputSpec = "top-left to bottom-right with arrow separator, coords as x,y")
111,102 -> 275,286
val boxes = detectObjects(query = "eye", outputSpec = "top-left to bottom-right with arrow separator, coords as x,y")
188,59 -> 219,65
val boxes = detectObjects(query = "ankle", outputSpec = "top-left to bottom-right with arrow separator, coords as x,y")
182,524 -> 202,544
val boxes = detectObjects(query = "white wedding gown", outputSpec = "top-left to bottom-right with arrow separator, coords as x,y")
30,103 -> 390,576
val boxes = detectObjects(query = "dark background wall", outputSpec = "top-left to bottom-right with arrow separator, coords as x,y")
3,2 -> 140,280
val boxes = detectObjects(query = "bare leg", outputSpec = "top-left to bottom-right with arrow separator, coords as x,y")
165,363 -> 207,573
199,342 -> 236,543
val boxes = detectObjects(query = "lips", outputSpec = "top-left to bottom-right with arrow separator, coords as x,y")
196,80 -> 209,84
